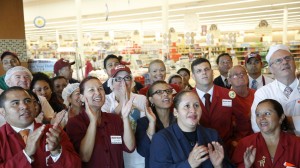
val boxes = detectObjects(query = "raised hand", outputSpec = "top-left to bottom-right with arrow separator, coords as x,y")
84,97 -> 99,122
244,145 -> 256,168
188,143 -> 209,168
121,95 -> 135,119
145,106 -> 156,124
24,125 -> 46,157
46,123 -> 62,155
208,141 -> 224,168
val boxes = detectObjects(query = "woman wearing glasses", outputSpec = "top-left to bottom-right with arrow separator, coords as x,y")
101,64 -> 147,168
149,91 -> 232,168
136,81 -> 176,168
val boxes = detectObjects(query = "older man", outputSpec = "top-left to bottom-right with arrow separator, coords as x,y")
2,66 -> 56,124
245,52 -> 273,90
0,51 -> 21,90
251,44 -> 300,135
228,65 -> 254,141
0,87 -> 81,167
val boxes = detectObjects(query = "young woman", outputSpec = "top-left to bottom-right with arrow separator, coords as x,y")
136,81 -> 175,168
232,99 -> 300,167
66,76 -> 135,168
30,72 -> 66,112
149,91 -> 232,168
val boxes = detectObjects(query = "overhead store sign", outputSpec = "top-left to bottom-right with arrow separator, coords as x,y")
28,59 -> 57,77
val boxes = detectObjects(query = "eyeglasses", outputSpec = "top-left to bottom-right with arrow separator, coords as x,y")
230,72 -> 247,79
151,88 -> 173,96
113,75 -> 132,82
247,60 -> 260,65
269,55 -> 293,66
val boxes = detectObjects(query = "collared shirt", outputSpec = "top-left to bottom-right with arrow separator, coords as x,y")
195,86 -> 214,105
277,78 -> 298,92
220,75 -> 228,85
11,123 -> 61,163
248,75 -> 274,89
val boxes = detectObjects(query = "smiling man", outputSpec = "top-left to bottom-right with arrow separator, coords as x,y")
0,87 -> 80,167
251,44 -> 300,135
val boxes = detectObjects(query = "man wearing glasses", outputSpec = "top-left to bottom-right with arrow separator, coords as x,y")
101,64 -> 147,168
245,52 -> 273,90
191,58 -> 241,156
251,44 -> 300,135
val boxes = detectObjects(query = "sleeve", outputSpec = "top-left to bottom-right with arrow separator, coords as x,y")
47,129 -> 81,168
231,139 -> 247,168
138,87 -> 147,96
66,118 -> 86,153
149,133 -> 191,168
38,96 -> 55,118
0,151 -> 31,168
251,90 -> 265,132
135,118 -> 151,157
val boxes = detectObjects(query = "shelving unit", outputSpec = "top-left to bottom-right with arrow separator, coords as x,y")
289,41 -> 300,70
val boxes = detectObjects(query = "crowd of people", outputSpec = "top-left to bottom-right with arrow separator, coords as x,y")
0,44 -> 300,168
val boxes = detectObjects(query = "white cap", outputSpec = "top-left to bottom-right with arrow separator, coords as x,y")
62,83 -> 80,106
266,44 -> 290,64
4,66 -> 33,85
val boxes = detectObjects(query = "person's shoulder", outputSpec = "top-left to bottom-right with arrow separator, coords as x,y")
255,80 -> 276,94
69,78 -> 80,83
213,75 -> 222,82
103,112 -> 122,122
214,85 -> 230,96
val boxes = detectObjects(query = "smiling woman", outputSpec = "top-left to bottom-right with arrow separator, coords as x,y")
66,76 -> 136,168
232,99 -> 300,168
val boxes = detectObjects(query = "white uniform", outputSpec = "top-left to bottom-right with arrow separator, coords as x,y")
251,79 -> 300,135
248,75 -> 274,89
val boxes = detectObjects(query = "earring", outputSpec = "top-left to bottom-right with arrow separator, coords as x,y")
151,102 -> 154,107
81,102 -> 85,106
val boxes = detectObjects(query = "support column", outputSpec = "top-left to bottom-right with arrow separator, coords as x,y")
0,0 -> 27,75
75,0 -> 84,80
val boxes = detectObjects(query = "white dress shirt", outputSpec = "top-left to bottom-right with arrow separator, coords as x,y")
251,79 -> 300,136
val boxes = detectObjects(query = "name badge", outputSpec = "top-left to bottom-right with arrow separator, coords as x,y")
111,135 -> 122,144
222,99 -> 232,107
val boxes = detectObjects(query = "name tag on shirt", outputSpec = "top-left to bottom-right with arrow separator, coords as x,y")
111,135 -> 122,144
222,99 -> 232,107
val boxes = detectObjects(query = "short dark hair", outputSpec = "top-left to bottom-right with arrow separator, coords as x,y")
79,76 -> 99,94
216,53 -> 232,64
1,51 -> 20,62
51,76 -> 68,86
177,68 -> 190,76
103,54 -> 119,69
0,86 -> 27,108
191,58 -> 211,73
257,99 -> 288,131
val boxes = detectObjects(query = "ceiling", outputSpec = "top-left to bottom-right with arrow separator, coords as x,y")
23,0 -> 300,41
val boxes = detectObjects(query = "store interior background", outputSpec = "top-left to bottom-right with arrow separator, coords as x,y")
21,0 -> 300,83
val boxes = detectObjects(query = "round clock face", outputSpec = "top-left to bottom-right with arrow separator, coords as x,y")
34,16 -> 46,28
